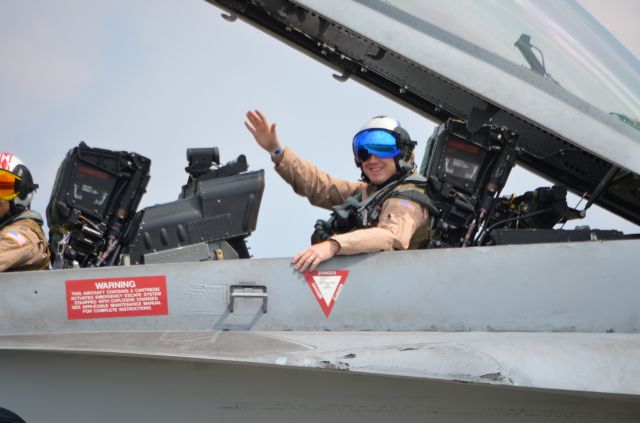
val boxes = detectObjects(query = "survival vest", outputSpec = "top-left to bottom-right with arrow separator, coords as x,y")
311,173 -> 436,246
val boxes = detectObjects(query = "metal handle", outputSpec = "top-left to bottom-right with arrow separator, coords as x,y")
229,284 -> 267,313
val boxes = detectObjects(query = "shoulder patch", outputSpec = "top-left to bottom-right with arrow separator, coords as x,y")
398,200 -> 415,209
7,230 -> 27,246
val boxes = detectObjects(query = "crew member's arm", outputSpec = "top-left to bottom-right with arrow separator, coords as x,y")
331,196 -> 429,254
245,109 -> 362,208
0,224 -> 49,271
274,147 -> 363,209
292,197 -> 429,272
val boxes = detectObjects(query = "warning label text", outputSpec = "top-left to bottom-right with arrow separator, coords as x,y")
66,276 -> 169,320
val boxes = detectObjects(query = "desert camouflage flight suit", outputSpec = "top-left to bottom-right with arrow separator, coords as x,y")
0,211 -> 51,271
273,147 -> 429,254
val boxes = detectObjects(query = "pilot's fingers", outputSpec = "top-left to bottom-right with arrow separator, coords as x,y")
298,256 -> 314,272
246,111 -> 261,128
293,258 -> 309,272
292,249 -> 304,264
255,109 -> 269,125
244,121 -> 256,135
308,257 -> 320,272
292,250 -> 316,272
302,257 -> 318,272
291,251 -> 306,271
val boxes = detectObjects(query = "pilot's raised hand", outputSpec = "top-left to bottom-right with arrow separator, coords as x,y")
245,109 -> 281,154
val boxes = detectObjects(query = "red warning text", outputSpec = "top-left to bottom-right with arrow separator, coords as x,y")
66,275 -> 168,320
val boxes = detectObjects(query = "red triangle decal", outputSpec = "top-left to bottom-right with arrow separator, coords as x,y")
303,270 -> 349,317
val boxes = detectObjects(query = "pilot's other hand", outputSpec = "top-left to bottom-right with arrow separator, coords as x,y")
245,109 -> 280,153
292,240 -> 340,273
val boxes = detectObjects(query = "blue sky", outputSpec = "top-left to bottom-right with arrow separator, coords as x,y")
1,0 -> 638,259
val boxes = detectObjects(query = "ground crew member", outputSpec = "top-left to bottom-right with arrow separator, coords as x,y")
245,110 -> 431,272
0,153 -> 50,271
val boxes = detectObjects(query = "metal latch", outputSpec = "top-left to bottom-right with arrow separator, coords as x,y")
229,284 -> 268,313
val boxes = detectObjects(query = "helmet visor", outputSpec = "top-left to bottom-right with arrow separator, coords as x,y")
353,129 -> 400,162
0,169 -> 20,200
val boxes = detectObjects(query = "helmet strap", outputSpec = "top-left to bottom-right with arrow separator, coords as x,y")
9,199 -> 25,214
396,158 -> 414,174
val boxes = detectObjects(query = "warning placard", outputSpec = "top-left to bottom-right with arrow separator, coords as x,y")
303,270 -> 349,317
66,275 -> 168,320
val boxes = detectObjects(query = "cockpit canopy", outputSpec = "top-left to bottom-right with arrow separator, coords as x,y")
206,0 -> 640,225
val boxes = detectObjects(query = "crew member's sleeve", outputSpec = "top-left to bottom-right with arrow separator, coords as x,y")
330,196 -> 429,255
0,225 -> 49,271
274,147 -> 364,209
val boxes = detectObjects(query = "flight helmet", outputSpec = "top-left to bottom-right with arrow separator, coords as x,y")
352,116 -> 417,180
0,153 -> 38,213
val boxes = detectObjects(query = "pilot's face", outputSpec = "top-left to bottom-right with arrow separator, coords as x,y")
362,154 -> 397,185
0,201 -> 9,220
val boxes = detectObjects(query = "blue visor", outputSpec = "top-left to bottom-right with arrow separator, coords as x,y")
352,129 -> 400,162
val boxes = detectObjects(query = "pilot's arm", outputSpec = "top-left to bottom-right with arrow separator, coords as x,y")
245,109 -> 362,207
293,196 -> 429,272
273,146 -> 363,208
331,195 -> 429,254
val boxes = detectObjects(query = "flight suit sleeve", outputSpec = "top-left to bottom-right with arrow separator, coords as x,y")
0,224 -> 49,272
330,195 -> 429,255
274,147 -> 364,210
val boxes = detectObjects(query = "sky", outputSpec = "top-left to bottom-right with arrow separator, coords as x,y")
0,0 -> 638,259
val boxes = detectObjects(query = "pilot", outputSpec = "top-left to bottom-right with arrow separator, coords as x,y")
245,110 -> 431,272
0,153 -> 51,271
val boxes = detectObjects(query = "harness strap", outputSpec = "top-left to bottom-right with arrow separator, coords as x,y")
313,173 -> 434,242
361,174 -> 436,224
